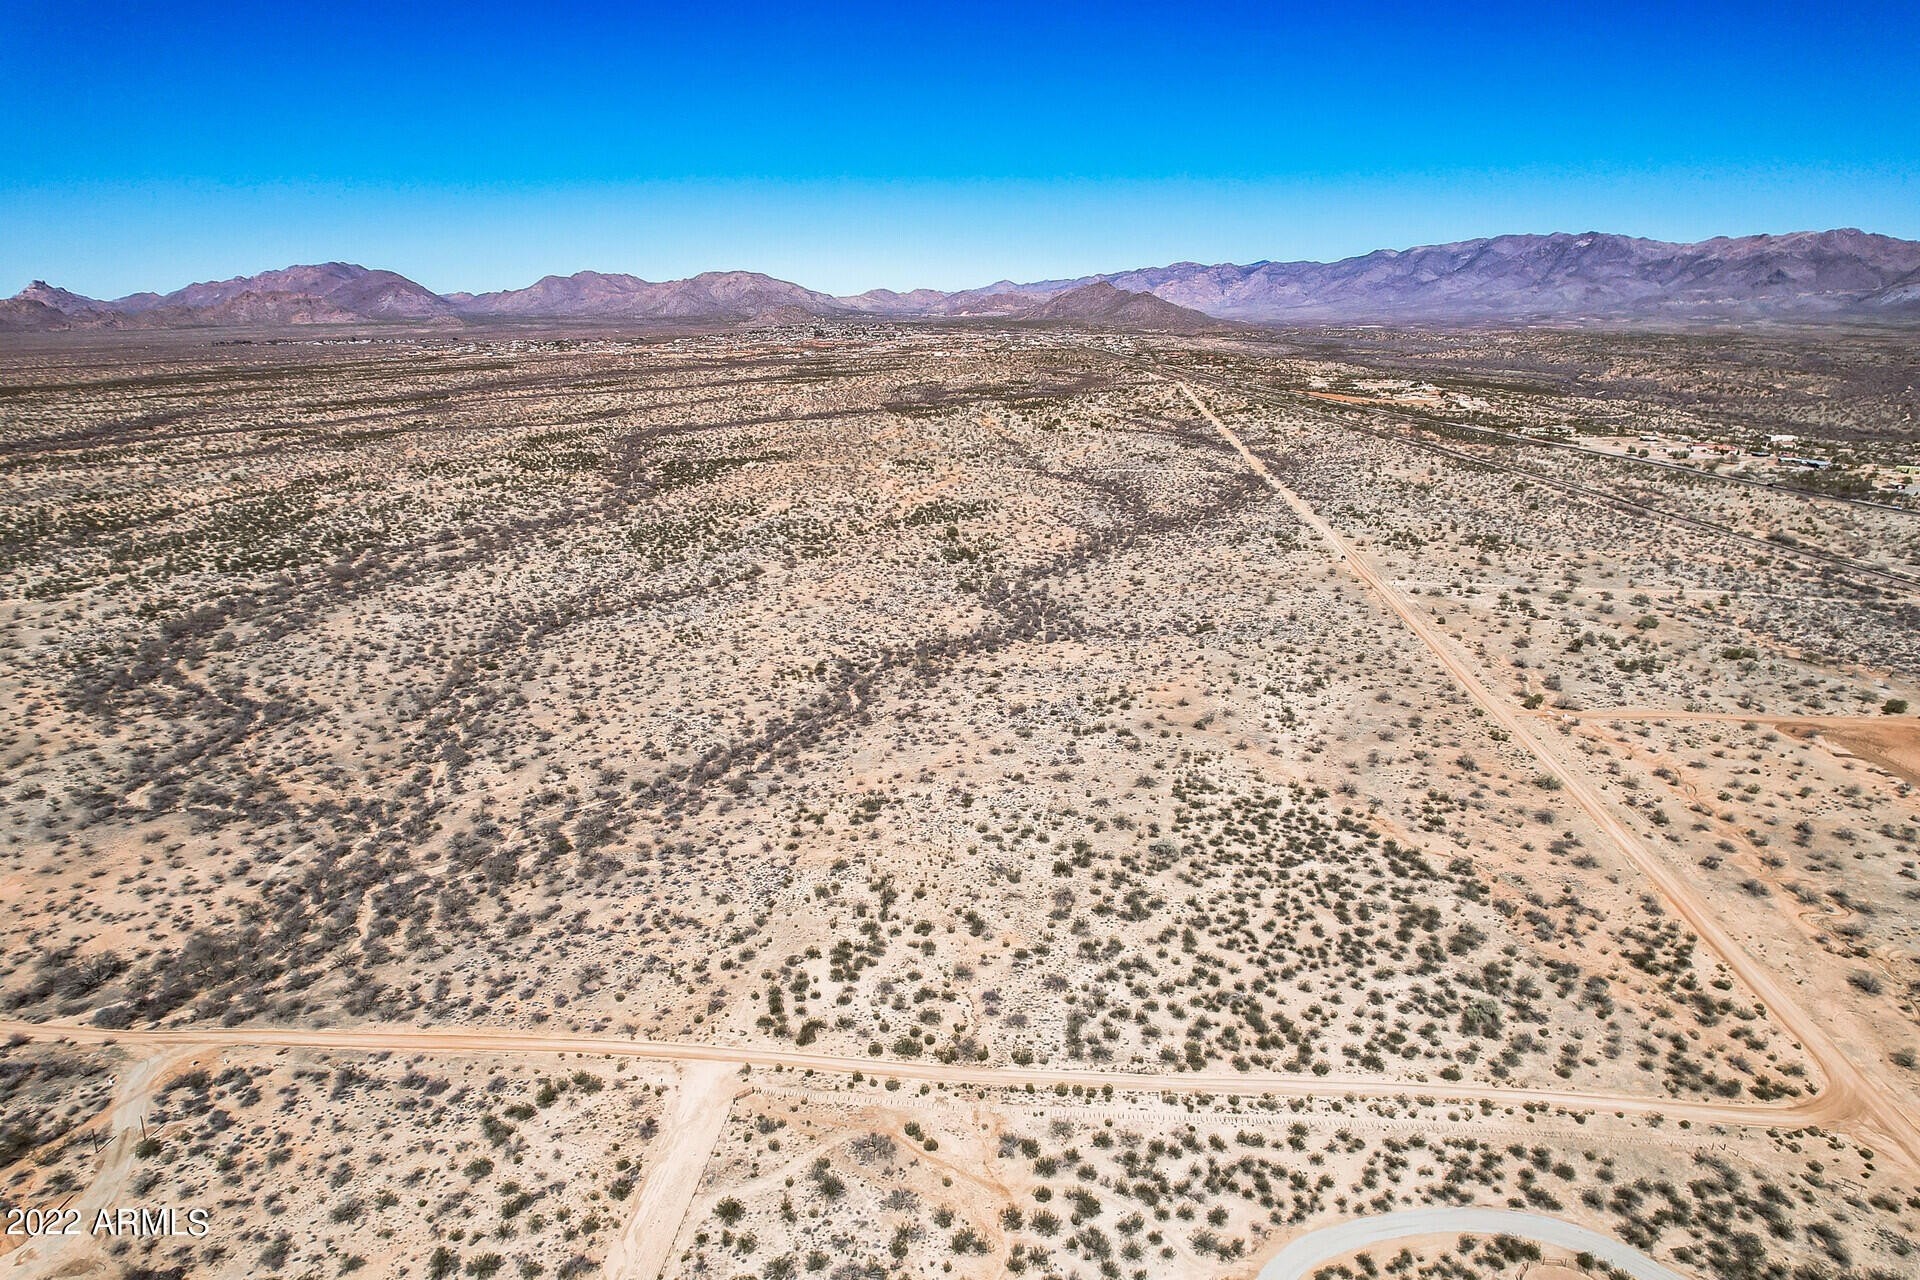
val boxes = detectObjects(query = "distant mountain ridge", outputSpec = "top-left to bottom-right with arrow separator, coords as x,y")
1081,229 -> 1920,321
1,262 -> 455,330
449,269 -> 847,324
8,230 -> 1919,332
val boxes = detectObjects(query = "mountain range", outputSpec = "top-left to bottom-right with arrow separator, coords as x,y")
8,230 -> 1919,333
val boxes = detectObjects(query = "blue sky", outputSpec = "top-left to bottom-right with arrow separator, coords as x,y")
4,0 -> 1917,296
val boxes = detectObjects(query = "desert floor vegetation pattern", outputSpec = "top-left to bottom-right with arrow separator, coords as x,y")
3,322 -> 1920,1280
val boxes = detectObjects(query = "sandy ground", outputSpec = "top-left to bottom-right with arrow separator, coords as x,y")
4,329 -> 1919,1279
1178,379 -> 1920,1171
603,1060 -> 742,1280
1253,1208 -> 1683,1280
2,1045 -> 203,1279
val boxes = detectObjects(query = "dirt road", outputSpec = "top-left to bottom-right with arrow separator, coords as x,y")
2,380 -> 1911,1276
1273,377 -> 1920,595
1173,379 -> 1920,1171
1541,709 -> 1898,728
3,1045 -> 203,1279
0,1016 -> 1860,1132
602,1060 -> 741,1280
1255,1207 -> 1689,1280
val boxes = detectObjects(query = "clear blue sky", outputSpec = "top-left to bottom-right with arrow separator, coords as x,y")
4,0 -> 1916,297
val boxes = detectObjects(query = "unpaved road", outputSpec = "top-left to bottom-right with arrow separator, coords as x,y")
1548,707 -> 1920,787
1174,379 -> 1920,1171
0,1016 -> 1860,1132
3,1045 -> 201,1279
0,1016 -> 1800,1280
1255,1207 -> 1689,1280
1289,382 -> 1920,591
3,383 -> 1912,1277
1541,709 -> 1902,728
602,1060 -> 741,1280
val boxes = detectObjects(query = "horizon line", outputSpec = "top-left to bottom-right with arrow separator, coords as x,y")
14,224 -> 1908,304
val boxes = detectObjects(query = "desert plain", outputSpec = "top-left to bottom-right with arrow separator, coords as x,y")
2,319 -> 1919,1280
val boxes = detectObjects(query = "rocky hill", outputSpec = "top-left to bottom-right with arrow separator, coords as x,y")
1022,282 -> 1220,330
450,270 -> 848,323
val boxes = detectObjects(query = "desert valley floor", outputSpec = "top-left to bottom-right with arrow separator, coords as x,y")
3,322 -> 1920,1280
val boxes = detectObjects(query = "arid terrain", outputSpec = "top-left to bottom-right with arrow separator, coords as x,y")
3,319 -> 1919,1280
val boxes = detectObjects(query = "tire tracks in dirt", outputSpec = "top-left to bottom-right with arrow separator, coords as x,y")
1172,377 -> 1920,1172
601,1059 -> 743,1280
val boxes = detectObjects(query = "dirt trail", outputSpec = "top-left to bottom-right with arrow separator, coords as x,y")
1,382 -> 1912,1271
1541,710 -> 1920,787
1254,1207 -> 1687,1280
602,1059 -> 741,1280
0,1016 -> 1861,1132
1543,709 -> 1898,728
1174,379 -> 1920,1171
3,1045 -> 205,1279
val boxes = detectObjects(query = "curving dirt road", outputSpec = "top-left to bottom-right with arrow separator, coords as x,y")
1254,1207 -> 1690,1280
1173,379 -> 1920,1171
